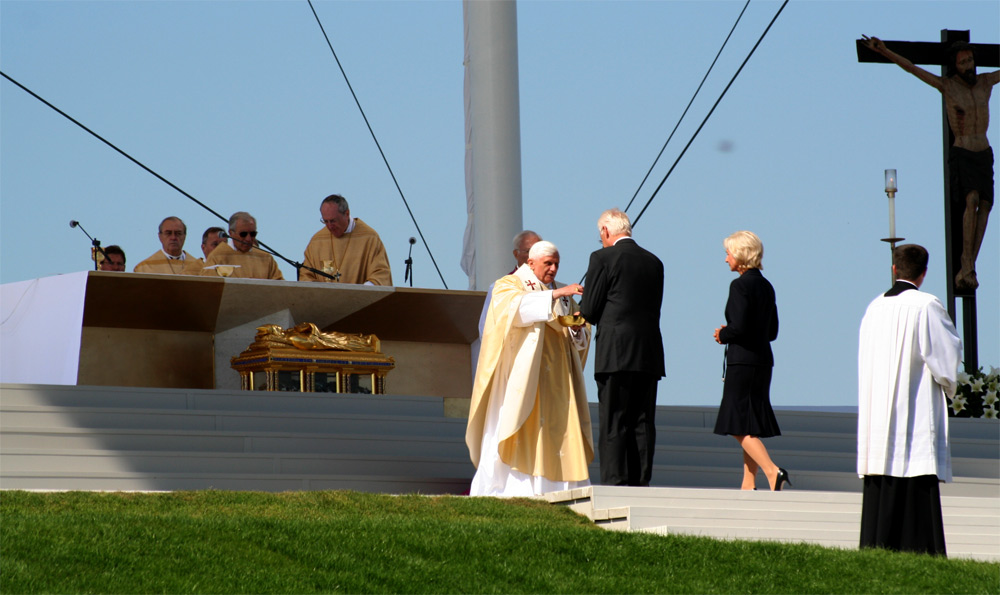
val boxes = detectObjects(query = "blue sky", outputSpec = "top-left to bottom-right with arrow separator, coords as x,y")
2,0 -> 997,408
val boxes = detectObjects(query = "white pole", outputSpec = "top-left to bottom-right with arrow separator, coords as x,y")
888,192 -> 896,240
463,0 -> 523,291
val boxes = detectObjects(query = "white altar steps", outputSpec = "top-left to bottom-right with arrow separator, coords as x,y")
541,485 -> 1000,562
640,407 -> 998,497
0,384 -> 472,493
1,385 -> 996,497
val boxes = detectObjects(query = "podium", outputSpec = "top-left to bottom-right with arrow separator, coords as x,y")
1,272 -> 484,409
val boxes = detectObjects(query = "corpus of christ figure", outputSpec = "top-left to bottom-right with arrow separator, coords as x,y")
862,35 -> 998,290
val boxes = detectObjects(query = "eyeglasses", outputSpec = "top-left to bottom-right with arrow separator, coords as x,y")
320,218 -> 343,225
238,231 -> 258,238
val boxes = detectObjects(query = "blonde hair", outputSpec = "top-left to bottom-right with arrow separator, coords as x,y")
724,230 -> 763,270
598,208 -> 632,237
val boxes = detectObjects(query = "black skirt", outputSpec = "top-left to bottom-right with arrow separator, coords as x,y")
713,364 -> 781,437
860,474 -> 947,556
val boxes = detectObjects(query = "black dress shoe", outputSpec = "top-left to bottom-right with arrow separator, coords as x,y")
774,468 -> 792,491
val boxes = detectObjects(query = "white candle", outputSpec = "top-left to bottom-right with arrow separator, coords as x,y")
884,169 -> 897,193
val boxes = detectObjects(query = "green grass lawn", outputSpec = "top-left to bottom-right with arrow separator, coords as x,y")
2,490 -> 997,594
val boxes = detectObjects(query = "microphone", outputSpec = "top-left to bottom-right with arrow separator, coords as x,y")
404,236 -> 416,286
69,219 -> 103,271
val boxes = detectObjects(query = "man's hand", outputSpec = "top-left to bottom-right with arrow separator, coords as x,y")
862,35 -> 887,55
713,324 -> 726,344
553,283 -> 583,299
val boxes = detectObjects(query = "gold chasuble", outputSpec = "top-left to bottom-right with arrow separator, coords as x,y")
133,250 -> 204,276
466,264 -> 593,496
300,218 -> 392,285
200,243 -> 284,280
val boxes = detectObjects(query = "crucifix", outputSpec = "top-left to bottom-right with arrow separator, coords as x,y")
857,30 -> 1000,373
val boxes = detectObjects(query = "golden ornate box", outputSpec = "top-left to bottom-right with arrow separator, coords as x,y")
230,323 -> 395,394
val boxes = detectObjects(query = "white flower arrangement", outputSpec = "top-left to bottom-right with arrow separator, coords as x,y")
949,366 -> 999,420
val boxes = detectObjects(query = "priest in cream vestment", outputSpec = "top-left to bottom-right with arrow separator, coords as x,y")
466,241 -> 593,497
133,216 -> 204,276
201,212 -> 284,280
134,250 -> 204,276
857,244 -> 961,556
300,194 -> 392,285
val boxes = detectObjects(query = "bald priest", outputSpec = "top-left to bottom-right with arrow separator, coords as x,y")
300,194 -> 392,285
466,240 -> 593,497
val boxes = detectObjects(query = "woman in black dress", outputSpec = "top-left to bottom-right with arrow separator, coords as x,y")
712,231 -> 789,491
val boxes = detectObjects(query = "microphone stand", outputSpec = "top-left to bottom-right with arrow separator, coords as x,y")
71,221 -> 105,271
228,234 -> 336,281
404,240 -> 415,287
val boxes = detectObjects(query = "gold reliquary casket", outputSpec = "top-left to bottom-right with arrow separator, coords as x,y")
230,323 -> 395,394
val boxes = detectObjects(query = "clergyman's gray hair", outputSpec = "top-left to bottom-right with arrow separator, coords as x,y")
228,211 -> 256,231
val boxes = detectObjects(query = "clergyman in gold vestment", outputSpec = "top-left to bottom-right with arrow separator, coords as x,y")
466,240 -> 593,497
201,211 -> 284,280
133,216 -> 204,276
300,194 -> 392,285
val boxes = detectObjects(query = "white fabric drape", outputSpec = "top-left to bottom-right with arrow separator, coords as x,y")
1,272 -> 90,384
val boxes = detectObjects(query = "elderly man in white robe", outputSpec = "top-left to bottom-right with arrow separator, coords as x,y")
466,240 -> 593,497
857,244 -> 962,556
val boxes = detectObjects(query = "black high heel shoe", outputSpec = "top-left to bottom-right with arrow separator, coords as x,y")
773,468 -> 792,491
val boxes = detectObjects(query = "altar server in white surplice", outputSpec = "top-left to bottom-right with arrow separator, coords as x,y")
466,240 -> 594,497
857,244 -> 962,557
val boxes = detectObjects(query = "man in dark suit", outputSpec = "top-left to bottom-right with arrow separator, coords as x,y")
579,208 -> 665,486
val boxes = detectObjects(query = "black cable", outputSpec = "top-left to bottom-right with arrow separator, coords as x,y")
1,71 -> 313,261
624,0 -> 751,214
0,70 -> 230,227
0,71 -> 311,259
631,0 -> 789,229
306,0 -> 448,289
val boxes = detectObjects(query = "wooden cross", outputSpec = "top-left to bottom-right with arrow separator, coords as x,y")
857,29 -> 1000,372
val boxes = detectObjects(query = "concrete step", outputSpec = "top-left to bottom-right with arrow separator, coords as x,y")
631,426 -> 993,460
0,427 -> 471,459
1,449 -> 476,479
0,470 -> 470,494
0,405 -> 467,438
586,462 -> 999,498
0,384 -> 447,418
7,403 -> 992,479
542,486 -> 1000,562
593,444 -> 997,478
635,405 -> 1000,441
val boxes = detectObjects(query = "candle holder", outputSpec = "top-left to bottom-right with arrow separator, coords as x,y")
880,169 -> 904,283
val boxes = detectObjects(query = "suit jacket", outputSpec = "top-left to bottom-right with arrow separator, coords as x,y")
718,268 -> 778,367
579,238 -> 665,377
